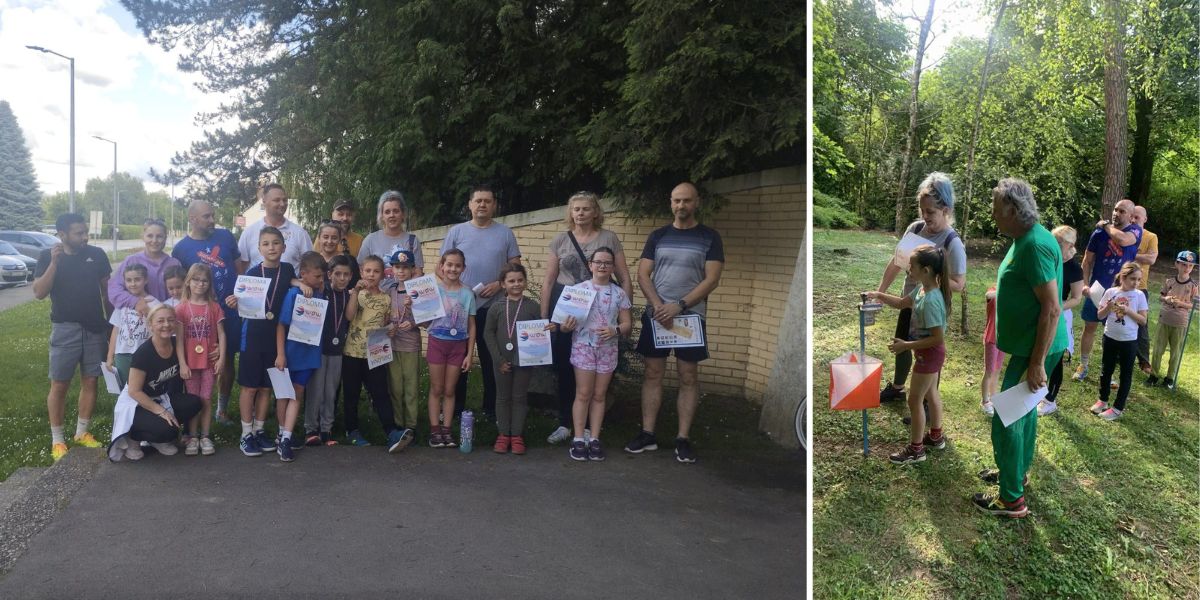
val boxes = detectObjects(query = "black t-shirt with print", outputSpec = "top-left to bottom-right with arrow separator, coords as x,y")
130,338 -> 182,398
36,244 -> 112,333
242,262 -> 297,354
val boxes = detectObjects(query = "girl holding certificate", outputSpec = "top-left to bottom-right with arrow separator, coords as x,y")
424,249 -> 476,448
558,247 -> 631,462
483,264 -> 541,454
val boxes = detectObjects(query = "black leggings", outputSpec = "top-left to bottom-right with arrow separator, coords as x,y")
551,329 -> 575,427
128,393 -> 202,443
1099,335 -> 1136,411
1046,354 -> 1065,402
342,356 -> 396,435
456,305 -> 497,417
891,308 -> 914,387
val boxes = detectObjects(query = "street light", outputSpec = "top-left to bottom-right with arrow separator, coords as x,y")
92,135 -> 117,253
26,45 -> 75,213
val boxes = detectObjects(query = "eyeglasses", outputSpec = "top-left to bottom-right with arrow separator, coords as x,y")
590,261 -> 614,267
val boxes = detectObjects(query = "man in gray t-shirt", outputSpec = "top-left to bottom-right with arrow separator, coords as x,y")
439,184 -> 522,419
626,182 -> 724,464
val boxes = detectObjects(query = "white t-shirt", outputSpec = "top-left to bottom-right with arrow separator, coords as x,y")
237,218 -> 314,270
1101,287 -> 1148,342
109,304 -> 153,354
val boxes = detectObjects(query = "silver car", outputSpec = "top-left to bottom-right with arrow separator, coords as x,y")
0,254 -> 28,288
0,241 -> 36,281
0,231 -> 58,261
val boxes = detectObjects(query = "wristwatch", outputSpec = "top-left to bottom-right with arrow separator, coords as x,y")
677,298 -> 688,311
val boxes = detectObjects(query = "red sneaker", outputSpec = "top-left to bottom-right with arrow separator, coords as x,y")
493,434 -> 511,454
510,436 -> 526,455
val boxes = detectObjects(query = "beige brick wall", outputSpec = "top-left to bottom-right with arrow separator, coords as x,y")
409,169 -> 804,404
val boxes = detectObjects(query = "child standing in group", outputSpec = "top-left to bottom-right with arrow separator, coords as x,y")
386,249 -> 422,441
1040,225 -> 1084,416
484,264 -> 541,454
225,226 -> 295,457
424,249 -> 476,448
342,255 -> 412,452
176,264 -> 226,456
559,247 -> 631,462
867,245 -> 950,465
163,265 -> 187,308
980,286 -> 1001,416
107,263 -> 157,386
304,254 -> 357,446
1148,251 -> 1198,388
1092,262 -> 1149,420
274,252 -> 331,461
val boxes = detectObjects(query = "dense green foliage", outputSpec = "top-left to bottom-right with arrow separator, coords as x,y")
41,172 -> 180,230
0,101 -> 44,230
815,0 -> 1197,252
120,0 -> 802,228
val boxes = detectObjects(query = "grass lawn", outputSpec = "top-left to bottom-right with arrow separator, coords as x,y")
812,228 -> 1199,599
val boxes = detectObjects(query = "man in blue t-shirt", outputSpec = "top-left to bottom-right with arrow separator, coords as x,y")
1074,199 -> 1142,381
624,182 -> 724,464
172,200 -> 242,423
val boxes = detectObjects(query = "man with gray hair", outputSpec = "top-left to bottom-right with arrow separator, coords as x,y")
974,178 -> 1067,518
1073,199 -> 1142,381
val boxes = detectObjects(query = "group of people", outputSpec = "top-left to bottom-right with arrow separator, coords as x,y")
36,181 -> 725,466
864,173 -> 1196,519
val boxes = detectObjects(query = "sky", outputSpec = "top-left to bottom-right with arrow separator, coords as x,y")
0,0 -> 231,197
885,0 -> 994,68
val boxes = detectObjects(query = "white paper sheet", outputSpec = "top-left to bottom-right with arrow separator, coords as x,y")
367,328 -> 394,369
515,319 -> 553,366
404,275 -> 447,323
267,368 -> 297,399
550,284 -> 596,325
992,383 -> 1047,427
1088,280 -> 1106,307
651,314 -> 706,348
100,362 -> 122,394
892,232 -> 930,269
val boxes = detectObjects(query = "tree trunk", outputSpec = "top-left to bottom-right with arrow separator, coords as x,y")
1128,90 -> 1154,205
893,0 -> 937,234
1100,0 -> 1129,217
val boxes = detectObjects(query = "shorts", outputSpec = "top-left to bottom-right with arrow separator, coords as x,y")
49,322 -> 107,381
984,342 -> 1003,373
427,336 -> 468,366
290,368 -> 314,387
913,343 -> 946,374
222,312 -> 242,361
570,342 -> 619,374
1081,297 -> 1102,323
635,311 -> 709,362
237,350 -> 276,388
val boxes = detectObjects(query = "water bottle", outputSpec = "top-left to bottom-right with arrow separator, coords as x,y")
459,410 -> 474,453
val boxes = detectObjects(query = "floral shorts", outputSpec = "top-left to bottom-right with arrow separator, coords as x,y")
570,342 -> 618,374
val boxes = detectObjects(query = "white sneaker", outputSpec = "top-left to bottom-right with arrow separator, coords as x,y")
184,437 -> 200,456
546,426 -> 571,444
151,442 -> 179,456
124,439 -> 144,461
981,401 -> 995,416
1098,407 -> 1123,421
1037,400 -> 1058,417
200,437 -> 215,456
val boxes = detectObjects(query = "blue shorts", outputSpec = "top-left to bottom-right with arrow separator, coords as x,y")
289,368 -> 314,386
222,312 -> 242,360
1081,296 -> 1102,323
237,350 -> 276,388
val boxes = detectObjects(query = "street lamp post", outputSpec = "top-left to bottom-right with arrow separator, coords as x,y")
92,136 -> 117,253
26,45 -> 75,213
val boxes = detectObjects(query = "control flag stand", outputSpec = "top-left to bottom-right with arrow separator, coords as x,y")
1167,297 -> 1198,391
829,293 -> 884,456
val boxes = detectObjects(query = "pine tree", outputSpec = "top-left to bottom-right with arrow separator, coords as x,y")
0,101 -> 44,230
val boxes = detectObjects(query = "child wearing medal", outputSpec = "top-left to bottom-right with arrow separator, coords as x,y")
225,226 -> 296,457
175,263 -> 225,456
272,252 -> 331,461
423,249 -> 476,448
386,249 -> 422,442
483,264 -> 541,454
304,255 -> 357,446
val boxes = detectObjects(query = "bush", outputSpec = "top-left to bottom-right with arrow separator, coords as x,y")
813,190 -> 862,229
97,224 -> 145,240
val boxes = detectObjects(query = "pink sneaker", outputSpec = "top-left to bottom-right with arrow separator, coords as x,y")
1098,408 -> 1123,421
1089,400 -> 1109,415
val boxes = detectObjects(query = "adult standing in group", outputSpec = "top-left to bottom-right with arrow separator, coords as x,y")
172,200 -> 242,424
874,172 -> 967,404
332,199 -> 364,258
108,219 -> 181,311
1073,199 -> 1143,381
440,184 -> 521,419
237,183 -> 313,271
624,182 -> 724,464
1130,205 -> 1158,373
33,213 -> 112,460
358,190 -> 425,283
539,191 -> 634,444
974,178 -> 1067,518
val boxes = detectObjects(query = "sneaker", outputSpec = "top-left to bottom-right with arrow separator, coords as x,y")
388,428 -> 414,454
569,440 -> 588,461
493,434 -> 511,454
443,430 -> 457,448
51,442 -> 68,461
200,437 -> 215,456
1163,377 -> 1175,389
124,440 -> 144,461
291,435 -> 305,451
151,442 -> 178,456
239,433 -> 263,457
977,468 -> 1030,487
981,401 -> 995,417
407,428 -> 420,447
1072,364 -> 1088,381
922,433 -> 947,450
972,492 -> 1028,518
547,426 -> 571,445
587,439 -> 606,461
305,432 -> 322,446
1098,408 -> 1123,421
624,430 -> 659,454
428,428 -> 446,448
889,444 -> 926,465
1037,400 -> 1058,417
255,430 -> 276,452
1145,375 -> 1159,386
674,437 -> 697,463
277,437 -> 294,462
346,430 -> 371,447
879,385 -> 906,403
73,432 -> 103,448
510,435 -> 526,455
1089,400 -> 1109,415
184,437 -> 200,456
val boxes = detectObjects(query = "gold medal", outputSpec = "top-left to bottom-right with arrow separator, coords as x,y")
194,344 -> 204,354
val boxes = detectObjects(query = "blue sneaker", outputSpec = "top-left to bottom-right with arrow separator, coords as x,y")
255,430 -> 275,451
347,430 -> 371,447
239,433 -> 262,457
277,436 -> 295,462
388,428 -> 414,454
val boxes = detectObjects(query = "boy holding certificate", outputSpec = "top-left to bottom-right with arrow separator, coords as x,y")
273,252 -> 329,461
386,249 -> 423,439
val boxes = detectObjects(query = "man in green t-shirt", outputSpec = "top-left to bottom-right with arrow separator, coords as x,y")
974,179 -> 1068,518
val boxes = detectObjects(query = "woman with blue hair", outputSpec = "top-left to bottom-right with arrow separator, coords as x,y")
873,172 -> 968,406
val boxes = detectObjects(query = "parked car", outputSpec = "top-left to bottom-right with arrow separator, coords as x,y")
0,231 -> 58,260
0,255 -> 29,288
0,241 -> 36,281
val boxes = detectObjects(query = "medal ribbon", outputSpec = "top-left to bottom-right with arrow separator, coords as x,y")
505,296 -> 523,340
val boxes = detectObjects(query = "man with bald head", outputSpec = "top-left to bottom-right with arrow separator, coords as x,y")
1073,199 -> 1143,381
172,199 -> 242,422
1130,205 -> 1158,372
625,182 -> 724,463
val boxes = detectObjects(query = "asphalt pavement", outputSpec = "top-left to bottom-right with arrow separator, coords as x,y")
0,445 -> 804,599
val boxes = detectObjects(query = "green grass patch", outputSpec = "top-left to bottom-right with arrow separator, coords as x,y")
812,228 -> 1199,599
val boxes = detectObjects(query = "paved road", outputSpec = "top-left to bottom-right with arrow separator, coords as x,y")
0,446 -> 804,598
0,239 -> 172,314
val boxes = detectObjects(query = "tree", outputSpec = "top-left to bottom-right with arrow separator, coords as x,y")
1099,0 -> 1129,215
0,101 -> 44,230
893,0 -> 936,234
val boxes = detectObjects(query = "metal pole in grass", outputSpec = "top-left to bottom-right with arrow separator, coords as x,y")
858,293 -> 873,456
1168,297 -> 1198,390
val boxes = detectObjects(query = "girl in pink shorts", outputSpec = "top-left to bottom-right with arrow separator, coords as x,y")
557,247 -> 631,462
422,249 -> 476,448
981,286 -> 1003,416
176,264 -> 226,456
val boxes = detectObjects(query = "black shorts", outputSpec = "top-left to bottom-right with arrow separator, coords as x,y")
223,312 -> 242,361
237,350 -> 277,389
636,311 -> 710,362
